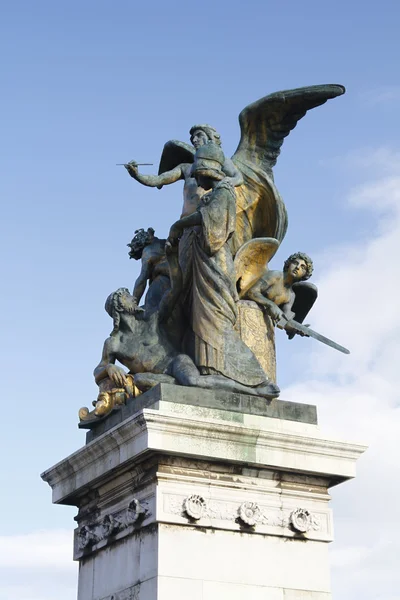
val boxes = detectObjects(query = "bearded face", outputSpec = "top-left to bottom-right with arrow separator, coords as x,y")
105,288 -> 137,335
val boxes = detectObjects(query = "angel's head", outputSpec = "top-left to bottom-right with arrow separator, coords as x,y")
127,228 -> 155,260
189,124 -> 222,149
283,252 -> 313,281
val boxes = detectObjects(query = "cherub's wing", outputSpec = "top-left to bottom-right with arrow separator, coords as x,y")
158,140 -> 195,175
233,84 -> 345,177
292,281 -> 318,323
234,237 -> 280,298
229,84 -> 345,253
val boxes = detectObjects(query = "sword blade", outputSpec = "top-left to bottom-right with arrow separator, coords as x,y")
277,318 -> 350,354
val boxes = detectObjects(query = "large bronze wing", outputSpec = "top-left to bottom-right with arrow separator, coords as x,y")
158,140 -> 195,175
230,84 -> 345,253
234,237 -> 280,299
234,84 -> 345,176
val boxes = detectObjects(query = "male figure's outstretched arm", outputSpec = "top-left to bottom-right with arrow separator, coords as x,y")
125,162 -> 189,188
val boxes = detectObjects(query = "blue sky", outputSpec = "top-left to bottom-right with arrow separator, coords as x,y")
1,1 -> 400,598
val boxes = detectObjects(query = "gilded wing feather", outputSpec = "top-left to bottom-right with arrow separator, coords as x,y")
234,237 -> 280,298
230,84 -> 345,253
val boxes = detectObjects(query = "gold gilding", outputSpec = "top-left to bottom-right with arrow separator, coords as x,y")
79,374 -> 141,423
235,300 -> 276,383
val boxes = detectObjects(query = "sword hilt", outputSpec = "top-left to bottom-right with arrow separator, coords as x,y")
276,317 -> 289,330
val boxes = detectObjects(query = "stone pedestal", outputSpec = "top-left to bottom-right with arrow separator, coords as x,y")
41,384 -> 366,600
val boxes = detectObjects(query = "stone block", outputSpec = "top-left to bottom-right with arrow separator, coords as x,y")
84,382 -> 318,442
42,386 -> 366,600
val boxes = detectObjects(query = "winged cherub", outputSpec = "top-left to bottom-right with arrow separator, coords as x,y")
234,239 -> 350,353
243,251 -> 317,337
124,85 -> 345,253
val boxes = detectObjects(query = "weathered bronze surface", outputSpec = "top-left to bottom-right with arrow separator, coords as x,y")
235,300 -> 277,383
91,287 -> 280,404
125,84 -> 344,252
127,228 -> 170,314
244,251 -> 317,328
80,84 -> 348,426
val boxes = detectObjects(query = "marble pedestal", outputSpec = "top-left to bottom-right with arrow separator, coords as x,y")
41,384 -> 366,600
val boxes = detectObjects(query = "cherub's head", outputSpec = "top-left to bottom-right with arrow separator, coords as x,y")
105,288 -> 135,335
189,124 -> 222,149
127,228 -> 155,260
283,252 -> 313,282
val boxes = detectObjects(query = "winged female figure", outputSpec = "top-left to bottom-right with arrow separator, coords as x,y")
125,84 -> 345,254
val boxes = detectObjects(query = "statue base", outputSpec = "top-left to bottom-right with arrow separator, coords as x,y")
42,384 -> 365,600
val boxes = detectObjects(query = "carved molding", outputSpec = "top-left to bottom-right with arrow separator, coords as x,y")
164,494 -> 323,534
100,514 -> 124,539
126,498 -> 145,524
76,497 -> 146,554
77,525 -> 100,550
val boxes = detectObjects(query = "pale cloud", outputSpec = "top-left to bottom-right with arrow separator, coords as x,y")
0,530 -> 77,600
319,145 -> 400,178
282,149 -> 400,599
345,147 -> 400,175
0,530 -> 75,568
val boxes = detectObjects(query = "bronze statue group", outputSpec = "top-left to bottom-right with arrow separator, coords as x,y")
86,85 -> 349,423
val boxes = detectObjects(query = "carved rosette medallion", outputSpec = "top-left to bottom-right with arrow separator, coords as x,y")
238,501 -> 261,527
126,498 -> 145,524
164,494 -> 324,536
77,525 -> 99,550
100,514 -> 123,538
183,495 -> 207,520
290,508 -> 312,533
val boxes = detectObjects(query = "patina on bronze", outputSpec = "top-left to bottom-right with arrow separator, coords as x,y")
127,228 -> 170,314
241,248 -> 349,352
125,84 -> 345,251
79,84 -> 348,424
125,125 -> 243,218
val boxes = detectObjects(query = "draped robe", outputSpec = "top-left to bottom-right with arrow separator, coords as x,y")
183,180 -> 267,387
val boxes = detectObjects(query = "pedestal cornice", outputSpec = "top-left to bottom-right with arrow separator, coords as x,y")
42,391 -> 366,506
